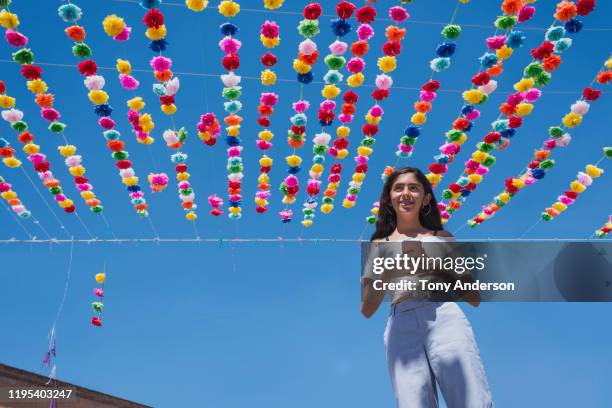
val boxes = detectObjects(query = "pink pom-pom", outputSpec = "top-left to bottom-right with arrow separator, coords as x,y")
347,57 -> 365,73
346,194 -> 357,201
127,109 -> 140,122
369,105 -> 383,117
389,6 -> 409,22
338,114 -> 353,123
38,171 -> 53,181
0,182 -> 11,192
440,143 -> 458,155
178,181 -> 190,190
507,92 -> 524,106
130,191 -> 144,199
543,139 -> 557,150
475,166 -> 489,175
41,108 -> 60,122
5,29 -> 28,47
577,172 -> 593,186
65,156 -> 82,167
260,92 -> 279,106
555,133 -> 571,147
114,26 -> 132,42
150,56 -> 172,71
375,74 -> 393,90
99,117 -> 115,129
398,144 -> 412,153
293,100 -> 309,113
255,191 -> 270,200
523,88 -> 541,102
441,212 -> 450,219
54,194 -> 67,202
320,100 -> 336,110
570,100 -> 590,115
298,39 -> 317,55
479,79 -> 497,95
120,74 -> 139,90
219,36 -> 242,54
329,40 -> 348,55
420,91 -> 436,102
284,175 -> 298,187
77,183 -> 92,192
356,155 -> 368,164
465,159 -> 479,171
438,202 -> 447,211
559,196 -> 574,205
227,146 -> 242,157
357,24 -> 374,41
260,21 -> 279,38
28,153 -> 45,164
518,6 -> 535,22
94,288 -> 104,297
279,209 -> 293,220
465,109 -> 480,121
256,140 -> 272,150
486,35 -> 507,50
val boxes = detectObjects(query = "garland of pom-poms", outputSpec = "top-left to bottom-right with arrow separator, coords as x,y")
218,1 -> 244,220
0,174 -> 31,219
116,59 -> 140,91
437,0 -> 596,225
102,14 -> 131,42
301,0 -> 356,227
196,112 -> 221,147
279,2 -> 322,223
162,129 -> 198,220
127,97 -> 155,145
341,5 -> 409,210
208,194 -> 224,217
91,270 -> 106,327
594,214 -> 612,238
254,14 -> 281,215
468,60 -> 611,228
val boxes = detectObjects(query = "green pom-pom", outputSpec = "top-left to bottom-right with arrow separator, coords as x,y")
72,43 -> 92,58
322,197 -> 333,204
595,230 -> 605,238
442,190 -> 453,200
222,87 -> 241,100
49,186 -> 62,195
180,188 -> 194,196
349,187 -> 360,195
366,215 -> 377,224
476,94 -> 489,105
549,126 -> 564,138
91,206 -> 103,214
447,207 -> 456,214
288,132 -> 302,142
362,137 -> 375,147
441,24 -> 461,40
494,198 -> 505,207
404,137 -> 417,146
535,71 -> 552,87
0,0 -> 13,7
467,220 -> 478,228
91,301 -> 104,312
11,121 -> 28,132
112,151 -> 128,160
324,55 -> 346,70
48,122 -> 66,133
313,145 -> 327,155
603,147 -> 612,158
524,62 -> 544,78
477,142 -> 494,153
495,15 -> 517,30
483,156 -> 496,167
541,213 -> 552,221
12,48 -> 34,65
279,184 -> 288,194
177,127 -> 188,143
298,19 -> 320,38
539,159 -> 554,169
303,208 -> 314,216
446,130 -> 463,142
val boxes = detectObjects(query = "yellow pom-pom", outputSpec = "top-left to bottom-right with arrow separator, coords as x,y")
606,58 -> 612,69
320,203 -> 333,214
498,193 -> 511,203
137,136 -> 155,145
229,206 -> 241,214
552,202 -> 567,212
258,174 -> 269,183
26,80 -> 46,94
68,165 -> 86,177
122,176 -> 139,186
515,103 -> 534,116
227,125 -> 240,136
186,212 -> 198,221
365,114 -> 381,125
145,25 -> 167,41
263,0 -> 285,9
463,89 -> 484,104
456,133 -> 468,145
254,197 -> 267,206
23,143 -> 40,154
343,200 -> 355,209
79,192 -> 94,201
302,219 -> 314,227
0,10 -> 19,29
286,155 -> 302,167
58,199 -> 74,209
426,173 -> 441,185
186,0 -> 208,11
0,95 -> 15,109
322,85 -> 341,99
371,207 -> 379,215
411,112 -> 427,125
511,178 -> 525,189
496,45 -> 513,60
261,69 -> 277,86
336,126 -> 350,138
352,173 -> 366,182
259,156 -> 272,167
311,163 -> 323,174
58,145 -> 77,157
357,146 -> 373,156
161,103 -> 177,115
570,180 -> 586,193
95,273 -> 106,284
127,97 -> 144,111
562,112 -> 582,128
88,90 -> 109,105
468,174 -> 483,184
377,56 -> 397,72
347,73 -> 365,87
102,15 -> 125,37
337,150 -> 348,159
514,78 -> 534,92
177,172 -> 190,181
293,59 -> 312,74
260,35 -> 280,48
218,0 -> 240,17
258,130 -> 273,141
116,59 -> 131,75
328,182 -> 339,189
585,165 -> 603,178
472,151 -> 488,163
2,157 -> 21,168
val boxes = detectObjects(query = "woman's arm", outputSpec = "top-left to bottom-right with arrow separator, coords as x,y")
438,230 -> 481,307
361,278 -> 386,318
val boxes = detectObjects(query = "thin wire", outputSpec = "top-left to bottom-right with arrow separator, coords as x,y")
74,211 -> 95,240
49,238 -> 75,333
30,215 -> 53,240
519,218 -> 542,239
0,198 -> 33,239
101,213 -> 119,240
147,215 -> 161,240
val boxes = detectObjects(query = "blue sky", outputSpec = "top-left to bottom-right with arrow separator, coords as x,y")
1,0 -> 611,406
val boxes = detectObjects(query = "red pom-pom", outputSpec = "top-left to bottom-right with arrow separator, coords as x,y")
261,52 -> 277,67
107,140 -> 125,152
597,70 -> 612,85
484,132 -> 501,143
77,60 -> 97,76
464,182 -> 477,191
508,116 -> 523,128
422,80 -> 440,92
582,87 -> 601,101
382,41 -> 401,56
564,191 -> 578,199
528,160 -> 539,169
343,90 -> 358,104
143,9 -> 164,28
18,131 -> 33,143
91,316 -> 102,327
286,185 -> 299,195
576,0 -> 595,15
260,166 -> 271,173
258,105 -> 273,116
298,50 -> 319,65
255,206 -> 267,214
371,88 -> 389,101
115,160 -> 132,169
222,53 -> 240,71
159,95 -> 175,106
336,1 -> 356,18
334,138 -> 349,149
453,118 -> 470,130
228,181 -> 241,189
471,72 -> 490,86
341,103 -> 356,116
306,185 -> 320,195
291,125 -> 305,135
204,138 -> 216,147
350,40 -> 369,57
330,163 -> 342,173
429,163 -> 447,174
0,80 -> 5,94
356,5 -> 376,23
448,183 -> 462,193
362,124 -> 378,136
257,116 -> 270,127
304,3 -> 322,19
34,162 -> 50,172
530,41 -> 554,60
355,163 -> 368,173
500,103 -> 516,116
318,109 -> 334,124
175,164 -> 188,173
74,176 -> 89,184
21,65 -> 42,80
211,208 -> 224,216
64,205 -> 76,214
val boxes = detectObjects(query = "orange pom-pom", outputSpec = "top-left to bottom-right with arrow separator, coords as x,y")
542,55 -> 562,71
8,199 -> 21,206
182,202 -> 193,209
596,70 -> 612,85
34,93 -> 54,109
500,103 -> 516,116
44,179 -> 60,188
501,0 -> 523,15
224,114 -> 242,126
324,189 -> 336,197
155,69 -> 173,82
554,1 -> 577,22
535,150 -> 550,160
487,62 -> 504,77
288,138 -> 305,148
350,40 -> 369,56
65,25 -> 86,42
298,50 -> 319,65
414,101 -> 431,113
385,26 -> 406,41
449,201 -> 462,210
546,207 -> 560,217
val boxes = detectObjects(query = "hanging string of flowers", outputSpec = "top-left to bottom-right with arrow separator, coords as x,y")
301,1 -> 356,227
102,14 -> 131,42
126,96 -> 155,145
208,194 -> 224,217
91,270 -> 105,327
0,84 -> 20,169
0,174 -> 31,219
218,1 -> 244,221
254,14 -> 281,215
437,0 -> 596,225
341,5 -> 410,210
320,3 -> 376,216
594,214 -> 612,238
55,2 -> 149,216
196,112 -> 221,147
116,59 -> 140,91
278,2 -> 322,223
468,59 -> 611,227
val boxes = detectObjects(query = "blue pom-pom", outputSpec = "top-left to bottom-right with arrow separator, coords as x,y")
434,154 -> 449,164
224,136 -> 241,147
430,57 -> 451,72
297,72 -> 314,84
313,155 -> 325,164
220,22 -> 239,36
531,168 -> 545,179
229,200 -> 242,206
565,19 -> 582,34
281,218 -> 292,223
500,128 -> 516,138
139,0 -> 161,9
404,125 -> 421,137
461,104 -> 474,115
545,26 -> 565,42
461,189 -> 471,197
464,122 -> 473,132
127,185 -> 141,192
323,70 -> 342,85
149,39 -> 168,52
492,120 -> 508,132
288,166 -> 301,174
505,31 -> 525,49
436,41 -> 456,58
57,4 -> 82,23
103,130 -> 120,140
479,53 -> 498,68
331,19 -> 352,37
94,104 -> 112,117
305,197 -> 317,205
554,38 -> 572,53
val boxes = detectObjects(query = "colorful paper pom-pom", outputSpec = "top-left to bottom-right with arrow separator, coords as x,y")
102,15 -> 125,37
186,0 -> 209,12
58,4 -> 82,23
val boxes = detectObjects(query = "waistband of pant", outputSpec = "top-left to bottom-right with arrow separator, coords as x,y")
390,299 -> 442,316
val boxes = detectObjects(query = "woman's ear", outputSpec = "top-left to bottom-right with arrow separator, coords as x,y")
423,193 -> 431,207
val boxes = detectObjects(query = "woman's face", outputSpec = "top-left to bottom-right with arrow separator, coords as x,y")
389,173 -> 431,216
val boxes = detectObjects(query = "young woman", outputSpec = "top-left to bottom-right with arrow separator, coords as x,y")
361,167 -> 493,408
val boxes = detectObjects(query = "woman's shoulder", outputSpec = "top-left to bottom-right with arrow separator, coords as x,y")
436,230 -> 454,238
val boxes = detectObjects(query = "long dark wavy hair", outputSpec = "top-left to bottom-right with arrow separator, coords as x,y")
370,167 -> 443,241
